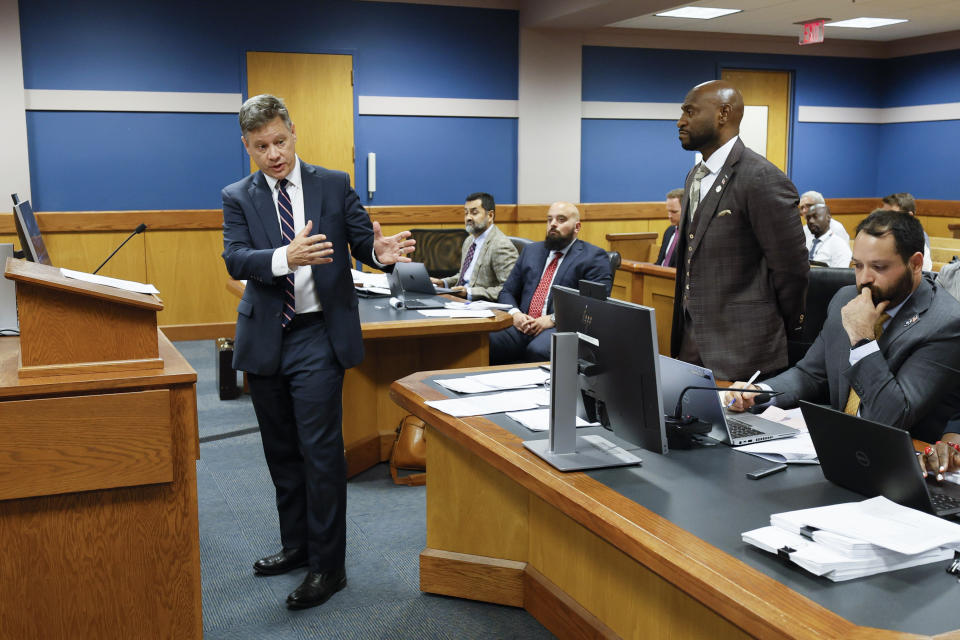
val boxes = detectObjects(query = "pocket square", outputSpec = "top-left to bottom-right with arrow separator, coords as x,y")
717,209 -> 732,217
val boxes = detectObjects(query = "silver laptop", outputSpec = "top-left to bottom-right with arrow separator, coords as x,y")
658,355 -> 797,446
387,262 -> 450,309
0,244 -> 19,334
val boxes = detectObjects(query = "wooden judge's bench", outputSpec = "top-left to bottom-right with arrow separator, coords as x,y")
0,259 -> 202,639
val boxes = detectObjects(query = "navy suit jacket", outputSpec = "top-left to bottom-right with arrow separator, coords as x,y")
498,239 -> 613,314
222,161 -> 376,375
655,225 -> 678,267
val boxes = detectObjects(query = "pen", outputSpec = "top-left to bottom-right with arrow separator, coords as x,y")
726,369 -> 762,408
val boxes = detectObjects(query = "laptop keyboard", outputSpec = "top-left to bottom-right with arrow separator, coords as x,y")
726,417 -> 764,439
929,491 -> 960,514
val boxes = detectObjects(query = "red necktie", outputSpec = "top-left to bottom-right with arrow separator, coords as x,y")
527,251 -> 562,318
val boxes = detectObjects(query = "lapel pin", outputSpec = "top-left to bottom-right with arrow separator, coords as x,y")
903,314 -> 919,327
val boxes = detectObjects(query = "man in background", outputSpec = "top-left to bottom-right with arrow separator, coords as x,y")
806,203 -> 852,267
672,80 -> 809,381
431,192 -> 518,301
655,188 -> 684,267
880,192 -> 933,270
490,201 -> 612,364
800,190 -> 849,243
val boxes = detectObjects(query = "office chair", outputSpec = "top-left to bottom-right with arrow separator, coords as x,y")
787,266 -> 856,366
508,236 -> 533,255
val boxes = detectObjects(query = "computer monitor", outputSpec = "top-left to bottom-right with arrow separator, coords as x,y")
553,284 -> 668,455
11,195 -> 52,265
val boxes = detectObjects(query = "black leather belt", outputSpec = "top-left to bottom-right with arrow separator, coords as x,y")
284,311 -> 324,331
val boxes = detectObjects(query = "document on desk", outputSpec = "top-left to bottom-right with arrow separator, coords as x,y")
735,432 -> 818,464
756,406 -> 807,432
443,301 -> 513,310
417,309 -> 495,318
351,269 -> 389,289
61,268 -> 160,295
425,389 -> 544,417
771,496 -> 960,556
506,409 -> 598,432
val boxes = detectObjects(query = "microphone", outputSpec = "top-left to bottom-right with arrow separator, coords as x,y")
93,223 -> 147,274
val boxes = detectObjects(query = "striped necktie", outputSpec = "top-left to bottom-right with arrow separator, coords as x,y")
457,241 -> 477,287
843,312 -> 891,415
687,163 -> 710,223
277,178 -> 296,328
528,251 -> 562,318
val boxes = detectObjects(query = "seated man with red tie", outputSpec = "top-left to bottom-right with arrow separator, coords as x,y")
490,201 -> 613,364
655,188 -> 684,267
724,209 -> 960,449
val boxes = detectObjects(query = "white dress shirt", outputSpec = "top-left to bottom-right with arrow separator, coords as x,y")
691,135 -> 739,215
508,238 -> 577,316
461,225 -> 491,287
807,228 -> 853,268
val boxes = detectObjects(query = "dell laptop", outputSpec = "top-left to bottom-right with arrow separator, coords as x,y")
800,401 -> 960,517
387,262 -> 450,309
658,355 -> 798,446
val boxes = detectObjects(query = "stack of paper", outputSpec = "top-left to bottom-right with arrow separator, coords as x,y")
436,369 -> 549,394
742,496 -> 960,581
425,389 -> 546,417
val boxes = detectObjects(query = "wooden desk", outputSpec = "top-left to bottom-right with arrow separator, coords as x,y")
613,259 -> 676,355
0,333 -> 201,639
391,367 -> 960,640
227,280 -> 512,476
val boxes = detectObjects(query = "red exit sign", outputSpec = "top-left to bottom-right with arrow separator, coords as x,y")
799,19 -> 825,45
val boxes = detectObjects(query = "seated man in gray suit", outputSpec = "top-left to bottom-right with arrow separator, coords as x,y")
725,209 -> 960,450
431,192 -> 518,301
490,201 -> 613,365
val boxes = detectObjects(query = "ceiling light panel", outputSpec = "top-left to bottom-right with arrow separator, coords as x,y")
654,7 -> 742,20
826,17 -> 909,29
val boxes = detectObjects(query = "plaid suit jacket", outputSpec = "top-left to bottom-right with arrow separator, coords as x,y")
670,138 -> 809,380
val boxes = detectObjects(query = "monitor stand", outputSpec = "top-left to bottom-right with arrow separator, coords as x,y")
523,332 -> 641,472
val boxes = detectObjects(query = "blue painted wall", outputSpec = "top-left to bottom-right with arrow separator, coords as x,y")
19,0 -> 518,210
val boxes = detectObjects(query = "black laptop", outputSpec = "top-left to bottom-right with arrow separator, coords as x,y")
800,401 -> 960,517
387,262 -> 450,309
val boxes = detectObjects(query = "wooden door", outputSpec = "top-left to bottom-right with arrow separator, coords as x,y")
721,69 -> 791,173
246,52 -> 355,183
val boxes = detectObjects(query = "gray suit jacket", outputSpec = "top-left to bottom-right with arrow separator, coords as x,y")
441,224 -> 518,301
764,276 -> 960,442
671,138 -> 809,380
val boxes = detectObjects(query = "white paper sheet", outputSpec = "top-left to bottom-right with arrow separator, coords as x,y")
417,309 -> 495,318
444,301 -> 512,310
60,268 -> 160,295
351,269 -> 388,288
425,389 -> 543,417
506,409 -> 598,432
735,432 -> 819,464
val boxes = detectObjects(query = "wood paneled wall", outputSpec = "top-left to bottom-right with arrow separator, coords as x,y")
3,199 -> 958,339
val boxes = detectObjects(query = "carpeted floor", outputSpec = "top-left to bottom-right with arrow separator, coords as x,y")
179,340 -> 554,639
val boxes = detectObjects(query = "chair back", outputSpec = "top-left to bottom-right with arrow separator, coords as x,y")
787,266 -> 856,366
408,228 -> 469,278
508,236 -> 533,255
607,250 -> 622,275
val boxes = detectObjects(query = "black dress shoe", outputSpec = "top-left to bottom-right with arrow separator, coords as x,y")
253,548 -> 307,576
286,567 -> 347,610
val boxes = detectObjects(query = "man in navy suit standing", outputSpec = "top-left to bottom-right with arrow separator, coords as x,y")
222,95 -> 414,610
655,188 -> 684,267
490,201 -> 613,364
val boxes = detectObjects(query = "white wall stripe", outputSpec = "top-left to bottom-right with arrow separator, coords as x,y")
581,101 -> 679,120
24,89 -> 242,113
357,96 -> 518,118
797,102 -> 960,124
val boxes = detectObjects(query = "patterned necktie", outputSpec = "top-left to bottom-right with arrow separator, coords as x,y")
662,228 -> 678,267
687,163 -> 710,223
277,178 -> 297,327
457,241 -> 477,287
809,237 -> 821,260
527,251 -> 562,318
843,312 -> 891,415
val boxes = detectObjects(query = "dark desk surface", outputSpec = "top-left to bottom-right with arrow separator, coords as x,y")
422,369 -> 958,637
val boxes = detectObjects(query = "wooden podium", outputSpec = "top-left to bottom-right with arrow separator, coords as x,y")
0,258 -> 202,639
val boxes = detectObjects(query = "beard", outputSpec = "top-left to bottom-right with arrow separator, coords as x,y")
859,268 -> 914,307
544,228 -> 574,251
679,127 -> 713,151
465,218 -> 488,235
